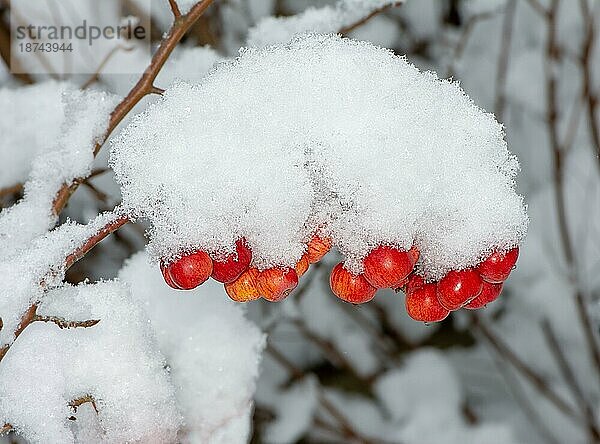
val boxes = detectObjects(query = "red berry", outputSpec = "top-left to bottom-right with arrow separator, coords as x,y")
256,267 -> 298,302
306,235 -> 332,263
466,281 -> 503,309
437,269 -> 483,310
166,251 -> 213,290
477,247 -> 519,283
405,273 -> 425,294
405,283 -> 449,323
295,253 -> 310,277
160,262 -> 180,289
225,268 -> 261,302
363,245 -> 415,288
211,238 -> 252,283
330,262 -> 377,304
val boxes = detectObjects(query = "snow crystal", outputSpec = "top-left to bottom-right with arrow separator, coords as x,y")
0,84 -> 118,250
110,33 -> 528,279
119,252 -> 265,444
0,281 -> 181,444
247,0 -> 401,48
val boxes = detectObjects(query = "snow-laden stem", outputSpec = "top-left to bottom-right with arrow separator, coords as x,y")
0,212 -> 129,363
51,0 -> 215,216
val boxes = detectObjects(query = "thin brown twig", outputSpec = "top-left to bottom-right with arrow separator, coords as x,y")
0,184 -> 24,199
33,315 -> 100,330
69,394 -> 98,413
168,0 -> 182,18
81,45 -> 132,90
0,304 -> 37,362
446,9 -> 500,78
51,0 -> 215,216
1,394 -> 99,435
339,2 -> 402,35
63,214 -> 130,270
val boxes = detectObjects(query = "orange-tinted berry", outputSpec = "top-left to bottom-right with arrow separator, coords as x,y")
225,267 -> 261,302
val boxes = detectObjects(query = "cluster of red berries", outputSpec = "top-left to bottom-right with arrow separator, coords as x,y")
160,236 -> 518,323
329,245 -> 518,322
405,247 -> 518,322
160,236 -> 332,302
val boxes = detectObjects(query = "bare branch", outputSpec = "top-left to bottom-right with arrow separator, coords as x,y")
33,315 -> 100,330
168,0 -> 182,19
81,45 -> 133,90
63,214 -> 130,271
0,304 -> 37,362
0,212 -> 129,363
0,183 -> 24,199
339,2 -> 402,35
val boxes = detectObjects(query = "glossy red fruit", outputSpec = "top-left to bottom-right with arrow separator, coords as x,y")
161,262 -> 180,289
437,269 -> 483,310
330,263 -> 377,304
405,283 -> 449,323
166,251 -> 213,290
363,246 -> 415,288
477,248 -> 519,283
211,239 -> 252,283
225,268 -> 261,302
306,235 -> 332,263
295,254 -> 310,277
466,281 -> 503,309
256,267 -> 298,302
